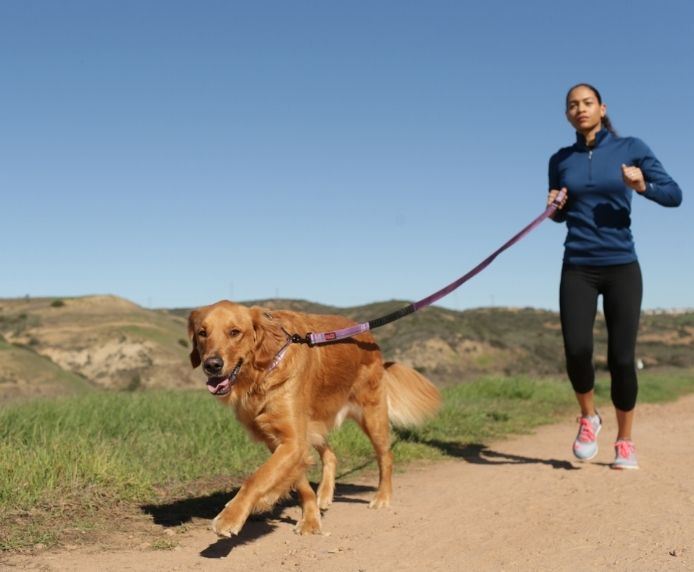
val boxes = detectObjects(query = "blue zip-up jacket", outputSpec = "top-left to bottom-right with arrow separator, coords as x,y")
548,128 -> 682,266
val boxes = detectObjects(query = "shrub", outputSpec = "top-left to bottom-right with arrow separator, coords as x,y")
126,375 -> 142,392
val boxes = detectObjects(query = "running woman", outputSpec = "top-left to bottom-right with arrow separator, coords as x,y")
547,83 -> 682,469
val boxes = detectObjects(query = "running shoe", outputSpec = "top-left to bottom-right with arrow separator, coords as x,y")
572,412 -> 602,461
611,439 -> 639,470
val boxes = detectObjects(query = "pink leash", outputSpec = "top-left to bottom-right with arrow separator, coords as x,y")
289,191 -> 566,347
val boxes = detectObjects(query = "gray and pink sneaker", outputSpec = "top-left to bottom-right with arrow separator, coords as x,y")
611,439 -> 639,470
572,412 -> 602,461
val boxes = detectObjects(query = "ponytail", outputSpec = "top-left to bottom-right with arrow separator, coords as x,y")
601,114 -> 618,137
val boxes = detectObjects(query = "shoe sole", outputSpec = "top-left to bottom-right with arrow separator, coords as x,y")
574,450 -> 598,461
611,464 -> 639,470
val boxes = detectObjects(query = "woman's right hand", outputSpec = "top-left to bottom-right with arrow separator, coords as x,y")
548,187 -> 568,209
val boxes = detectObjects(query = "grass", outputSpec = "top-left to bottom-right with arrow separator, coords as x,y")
0,392 -> 268,510
1,368 -> 693,551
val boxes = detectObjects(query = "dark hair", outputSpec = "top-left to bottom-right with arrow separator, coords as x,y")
565,83 -> 618,136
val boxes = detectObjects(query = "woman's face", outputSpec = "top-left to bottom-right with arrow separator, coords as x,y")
565,85 -> 606,134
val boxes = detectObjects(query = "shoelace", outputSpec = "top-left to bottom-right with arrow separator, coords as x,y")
576,417 -> 596,443
615,440 -> 635,458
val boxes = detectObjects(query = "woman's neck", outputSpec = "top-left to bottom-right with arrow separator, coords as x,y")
581,123 -> 603,147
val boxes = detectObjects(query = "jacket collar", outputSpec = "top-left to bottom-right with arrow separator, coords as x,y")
575,127 -> 611,150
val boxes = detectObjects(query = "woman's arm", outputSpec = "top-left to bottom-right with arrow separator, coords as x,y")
548,153 -> 568,221
630,138 -> 683,207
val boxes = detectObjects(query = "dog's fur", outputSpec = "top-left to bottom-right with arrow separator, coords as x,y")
188,300 -> 440,537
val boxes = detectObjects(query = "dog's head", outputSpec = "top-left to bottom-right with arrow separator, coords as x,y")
188,300 -> 285,396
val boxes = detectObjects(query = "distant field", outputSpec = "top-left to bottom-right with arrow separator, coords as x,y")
2,368 -> 693,552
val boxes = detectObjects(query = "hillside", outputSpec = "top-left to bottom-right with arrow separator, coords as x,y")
0,296 -> 198,399
1,295 -> 692,401
0,337 -> 90,401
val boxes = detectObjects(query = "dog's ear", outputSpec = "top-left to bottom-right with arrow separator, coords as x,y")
187,310 -> 201,369
250,307 -> 285,370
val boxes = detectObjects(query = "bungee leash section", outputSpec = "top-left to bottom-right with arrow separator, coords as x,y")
291,190 -> 567,348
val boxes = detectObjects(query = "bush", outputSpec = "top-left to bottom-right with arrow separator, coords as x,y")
126,375 -> 142,391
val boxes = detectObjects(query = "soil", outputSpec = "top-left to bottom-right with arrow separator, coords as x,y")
3,394 -> 693,571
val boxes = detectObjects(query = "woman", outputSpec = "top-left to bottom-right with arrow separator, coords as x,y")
547,83 -> 682,469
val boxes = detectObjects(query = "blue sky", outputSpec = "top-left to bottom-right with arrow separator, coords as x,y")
1,0 -> 692,311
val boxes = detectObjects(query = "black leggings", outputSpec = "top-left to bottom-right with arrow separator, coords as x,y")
559,261 -> 642,412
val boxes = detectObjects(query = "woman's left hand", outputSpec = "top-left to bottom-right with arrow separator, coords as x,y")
621,164 -> 647,193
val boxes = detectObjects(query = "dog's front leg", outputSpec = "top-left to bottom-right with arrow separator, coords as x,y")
293,474 -> 321,535
212,441 -> 307,538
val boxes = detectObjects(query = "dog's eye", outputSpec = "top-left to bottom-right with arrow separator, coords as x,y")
197,329 -> 207,338
229,329 -> 241,337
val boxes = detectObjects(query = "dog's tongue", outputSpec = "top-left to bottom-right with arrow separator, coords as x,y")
207,376 -> 231,395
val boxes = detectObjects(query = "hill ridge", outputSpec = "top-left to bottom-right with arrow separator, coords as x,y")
1,295 -> 692,401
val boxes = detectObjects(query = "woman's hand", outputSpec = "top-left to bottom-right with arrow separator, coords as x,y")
548,187 -> 568,209
621,164 -> 647,193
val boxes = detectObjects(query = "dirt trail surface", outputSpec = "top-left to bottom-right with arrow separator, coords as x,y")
4,394 -> 694,571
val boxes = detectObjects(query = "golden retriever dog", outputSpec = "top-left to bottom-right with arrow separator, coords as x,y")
188,300 -> 440,537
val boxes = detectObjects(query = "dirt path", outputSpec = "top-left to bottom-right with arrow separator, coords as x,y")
4,394 -> 694,571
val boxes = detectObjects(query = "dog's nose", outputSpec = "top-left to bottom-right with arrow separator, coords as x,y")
203,356 -> 224,375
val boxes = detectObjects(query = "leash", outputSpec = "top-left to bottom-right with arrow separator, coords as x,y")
286,191 -> 566,349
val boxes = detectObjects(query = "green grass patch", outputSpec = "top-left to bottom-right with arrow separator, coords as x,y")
0,392 -> 268,508
2,369 -> 693,551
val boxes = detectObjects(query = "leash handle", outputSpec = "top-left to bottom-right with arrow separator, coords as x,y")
551,188 -> 567,209
307,191 -> 567,346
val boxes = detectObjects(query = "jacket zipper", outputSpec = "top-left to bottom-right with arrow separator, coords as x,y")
588,149 -> 593,183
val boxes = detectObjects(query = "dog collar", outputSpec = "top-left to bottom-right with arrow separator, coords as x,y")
266,334 -> 293,373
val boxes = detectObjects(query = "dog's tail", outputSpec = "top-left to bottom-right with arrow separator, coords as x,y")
383,362 -> 441,427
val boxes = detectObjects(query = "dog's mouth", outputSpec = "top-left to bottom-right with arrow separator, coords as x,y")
207,360 -> 242,396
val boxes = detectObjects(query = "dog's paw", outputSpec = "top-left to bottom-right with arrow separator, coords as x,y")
316,484 -> 334,511
294,515 -> 322,535
212,509 -> 245,538
368,493 -> 391,509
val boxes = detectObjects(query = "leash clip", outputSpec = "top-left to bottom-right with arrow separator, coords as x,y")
290,332 -> 314,347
